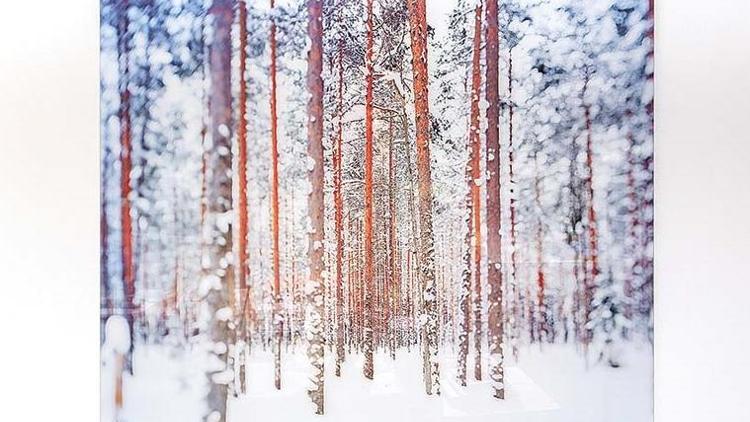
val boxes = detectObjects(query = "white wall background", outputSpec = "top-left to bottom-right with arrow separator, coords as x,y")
0,0 -> 749,420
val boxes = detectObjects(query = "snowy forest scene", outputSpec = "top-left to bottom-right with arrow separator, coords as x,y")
99,0 -> 654,421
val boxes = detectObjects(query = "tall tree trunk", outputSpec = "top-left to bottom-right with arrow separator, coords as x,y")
269,0 -> 283,390
101,147 -> 111,345
284,190 -> 294,351
236,0 -> 253,394
362,0 -> 375,381
290,193 -> 300,346
533,157 -> 547,341
348,217 -> 355,353
403,96 -> 427,387
484,0 -> 505,400
199,16 -> 209,241
641,0 -> 655,339
401,99 -> 421,353
506,47 -> 520,360
306,0 -> 326,413
387,118 -> 398,360
357,217 -> 364,351
407,0 -> 440,396
347,217 -> 354,353
132,6 -> 157,341
468,3 -> 485,382
199,9 -> 208,242
624,130 -> 637,327
457,144 -> 471,385
582,74 -> 599,347
333,45 -> 346,377
459,4 -> 483,386
171,182 -> 182,323
206,1 -> 235,419
116,0 -> 136,374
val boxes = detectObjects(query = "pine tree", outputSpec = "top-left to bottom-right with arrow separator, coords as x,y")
362,0 -> 375,381
236,0 -> 253,394
268,0 -> 283,391
333,37 -> 346,377
306,0 -> 326,413
456,1 -> 483,387
407,0 -> 440,396
469,2 -> 485,380
484,0 -> 505,400
114,0 -> 136,373
205,0 -> 234,419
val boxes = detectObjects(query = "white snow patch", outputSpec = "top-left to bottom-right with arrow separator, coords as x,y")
104,315 -> 130,354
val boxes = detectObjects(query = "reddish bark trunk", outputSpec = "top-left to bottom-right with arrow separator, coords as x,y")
237,0 -> 254,333
484,0 -> 505,400
269,0 -> 282,390
458,4 -> 483,386
469,8 -> 485,380
116,0 -> 136,372
306,0 -> 325,412
408,0 -> 440,396
206,0 -> 235,418
363,0 -> 375,381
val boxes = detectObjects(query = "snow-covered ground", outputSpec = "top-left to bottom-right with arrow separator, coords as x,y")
102,341 -> 652,422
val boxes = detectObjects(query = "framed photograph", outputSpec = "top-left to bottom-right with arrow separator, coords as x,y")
98,1 -> 654,421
